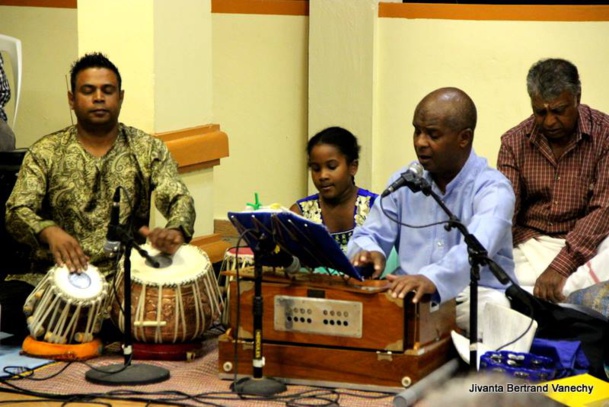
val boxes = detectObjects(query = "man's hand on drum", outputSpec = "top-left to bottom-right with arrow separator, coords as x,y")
139,226 -> 184,255
351,250 -> 386,279
385,274 -> 436,303
39,225 -> 89,272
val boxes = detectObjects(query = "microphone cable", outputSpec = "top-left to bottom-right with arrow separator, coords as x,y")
379,193 -> 452,230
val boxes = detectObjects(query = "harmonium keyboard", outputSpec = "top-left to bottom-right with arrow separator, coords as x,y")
218,267 -> 457,392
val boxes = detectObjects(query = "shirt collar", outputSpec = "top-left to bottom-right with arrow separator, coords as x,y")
424,149 -> 478,196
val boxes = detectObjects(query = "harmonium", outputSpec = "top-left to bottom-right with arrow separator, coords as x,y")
218,267 -> 457,392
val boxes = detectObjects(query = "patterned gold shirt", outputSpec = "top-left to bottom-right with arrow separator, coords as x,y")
5,124 -> 195,281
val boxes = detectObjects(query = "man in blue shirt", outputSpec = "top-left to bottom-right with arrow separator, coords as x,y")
347,87 -> 518,335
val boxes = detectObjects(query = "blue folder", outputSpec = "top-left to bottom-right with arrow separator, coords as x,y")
228,209 -> 367,281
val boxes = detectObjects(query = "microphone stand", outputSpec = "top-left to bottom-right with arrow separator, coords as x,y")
231,233 -> 287,396
85,224 -> 168,385
415,178 -> 510,371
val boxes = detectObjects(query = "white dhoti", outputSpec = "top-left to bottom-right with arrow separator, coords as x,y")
456,286 -> 511,340
513,235 -> 609,297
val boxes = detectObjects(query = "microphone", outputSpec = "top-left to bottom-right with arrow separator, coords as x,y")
103,187 -> 121,257
381,162 -> 424,197
283,255 -> 301,276
261,247 -> 301,276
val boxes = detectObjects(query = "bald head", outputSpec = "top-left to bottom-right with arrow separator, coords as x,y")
412,87 -> 477,191
415,87 -> 477,142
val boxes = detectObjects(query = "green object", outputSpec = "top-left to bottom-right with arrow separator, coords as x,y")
246,192 -> 262,210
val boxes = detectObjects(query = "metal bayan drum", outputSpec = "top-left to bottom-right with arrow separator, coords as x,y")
221,246 -> 255,272
23,264 -> 109,344
111,244 -> 223,344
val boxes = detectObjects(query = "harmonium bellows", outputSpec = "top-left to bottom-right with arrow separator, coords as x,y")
218,269 -> 457,392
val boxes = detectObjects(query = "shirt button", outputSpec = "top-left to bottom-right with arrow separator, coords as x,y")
437,241 -> 443,247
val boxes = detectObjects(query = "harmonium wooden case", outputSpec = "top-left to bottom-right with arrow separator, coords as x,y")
218,268 -> 457,392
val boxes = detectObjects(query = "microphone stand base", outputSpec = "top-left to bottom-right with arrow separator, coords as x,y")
231,376 -> 287,397
85,363 -> 170,385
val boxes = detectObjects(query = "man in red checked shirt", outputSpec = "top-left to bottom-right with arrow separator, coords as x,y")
498,58 -> 609,304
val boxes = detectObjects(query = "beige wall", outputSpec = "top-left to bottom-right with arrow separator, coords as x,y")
76,0 -> 216,236
308,0 -> 379,192
0,1 -> 217,237
212,5 -> 609,221
3,2 -> 609,228
0,5 -> 77,148
153,0 -> 213,132
212,13 -> 309,216
77,0 -> 155,132
375,18 -> 609,192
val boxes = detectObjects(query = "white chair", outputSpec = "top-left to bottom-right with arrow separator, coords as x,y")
0,34 -> 22,129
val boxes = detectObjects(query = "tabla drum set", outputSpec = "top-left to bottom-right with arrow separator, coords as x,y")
22,244 -> 223,361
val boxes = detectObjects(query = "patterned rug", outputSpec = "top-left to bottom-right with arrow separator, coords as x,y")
0,329 -> 395,406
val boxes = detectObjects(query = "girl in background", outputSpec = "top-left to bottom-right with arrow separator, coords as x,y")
290,126 -> 378,255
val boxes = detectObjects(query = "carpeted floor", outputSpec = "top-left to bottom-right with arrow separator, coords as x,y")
0,328 -> 395,407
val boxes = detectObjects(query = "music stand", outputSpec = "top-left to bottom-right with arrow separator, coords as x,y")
227,210 -> 366,396
229,210 -> 366,281
85,225 -> 169,385
227,210 -> 287,396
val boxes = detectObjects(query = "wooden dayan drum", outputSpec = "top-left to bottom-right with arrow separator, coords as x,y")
111,244 -> 223,344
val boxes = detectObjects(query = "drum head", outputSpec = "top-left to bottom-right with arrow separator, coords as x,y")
130,244 -> 210,285
51,265 -> 105,301
227,246 -> 254,258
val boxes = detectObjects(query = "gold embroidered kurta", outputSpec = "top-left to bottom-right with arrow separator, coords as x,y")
5,124 -> 195,282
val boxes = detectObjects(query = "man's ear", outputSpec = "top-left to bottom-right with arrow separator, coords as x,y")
68,91 -> 74,110
459,128 -> 473,148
